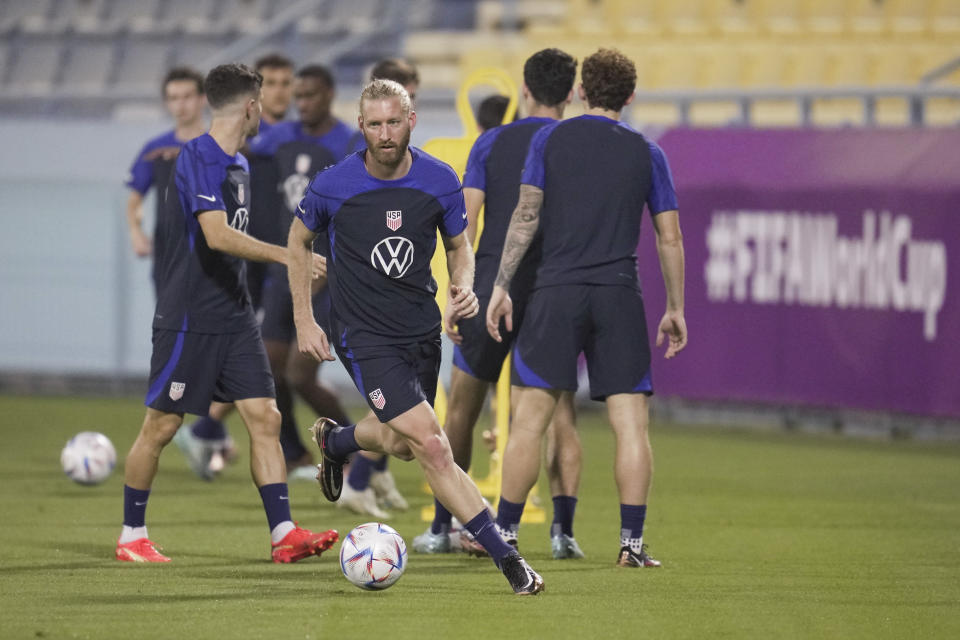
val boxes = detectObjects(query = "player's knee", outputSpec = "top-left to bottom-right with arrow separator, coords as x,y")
417,433 -> 453,472
248,404 -> 281,440
142,413 -> 181,446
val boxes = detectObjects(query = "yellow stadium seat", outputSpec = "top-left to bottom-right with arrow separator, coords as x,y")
867,45 -> 918,85
660,0 -> 712,36
714,0 -> 762,37
689,101 -> 744,126
932,0 -> 960,36
924,97 -> 960,125
741,44 -> 791,88
784,46 -> 830,87
848,0 -> 889,36
699,46 -> 747,88
760,0 -> 804,37
610,0 -> 661,37
804,0 -> 847,36
887,0 -> 931,35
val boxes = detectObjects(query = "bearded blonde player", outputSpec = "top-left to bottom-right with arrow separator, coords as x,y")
289,79 -> 545,595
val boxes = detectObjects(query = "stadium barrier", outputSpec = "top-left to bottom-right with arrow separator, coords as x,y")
639,127 -> 958,418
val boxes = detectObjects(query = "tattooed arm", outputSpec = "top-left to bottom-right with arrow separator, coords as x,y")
494,184 -> 544,289
486,184 -> 544,342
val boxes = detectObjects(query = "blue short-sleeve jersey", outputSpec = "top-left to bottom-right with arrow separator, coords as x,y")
248,119 -> 355,161
520,114 -> 678,288
126,130 -> 185,195
297,148 -> 467,348
248,120 -> 356,250
462,117 -> 554,294
153,133 -> 257,334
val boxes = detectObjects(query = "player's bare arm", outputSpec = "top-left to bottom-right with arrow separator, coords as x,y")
442,232 -> 479,342
486,184 -> 543,342
125,191 -> 152,257
463,187 -> 485,247
196,209 -> 325,277
652,209 -> 687,359
287,217 -> 334,362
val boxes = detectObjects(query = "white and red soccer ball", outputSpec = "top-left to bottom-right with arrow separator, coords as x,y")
60,431 -> 116,485
339,522 -> 407,590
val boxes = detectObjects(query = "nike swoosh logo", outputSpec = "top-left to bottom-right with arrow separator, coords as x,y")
134,501 -> 147,506
197,194 -> 217,202
279,496 -> 289,500
462,211 -> 467,219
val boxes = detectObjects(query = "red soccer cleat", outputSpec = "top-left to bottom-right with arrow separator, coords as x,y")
271,525 -> 339,563
116,538 -> 171,563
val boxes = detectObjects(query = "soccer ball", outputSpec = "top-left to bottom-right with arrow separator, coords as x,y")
61,431 -> 116,485
339,522 -> 407,590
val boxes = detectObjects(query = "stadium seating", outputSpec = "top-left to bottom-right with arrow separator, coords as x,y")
0,0 -> 956,125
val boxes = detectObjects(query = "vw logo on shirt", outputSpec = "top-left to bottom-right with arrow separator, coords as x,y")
371,236 -> 414,278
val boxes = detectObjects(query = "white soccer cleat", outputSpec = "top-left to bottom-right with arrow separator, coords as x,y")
337,482 -> 391,520
172,426 -> 215,480
369,470 -> 409,511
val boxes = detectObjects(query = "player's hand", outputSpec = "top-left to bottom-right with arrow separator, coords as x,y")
443,300 -> 463,345
448,284 -> 479,321
311,253 -> 327,279
486,285 -> 513,343
296,320 -> 335,362
130,230 -> 152,257
656,310 -> 687,359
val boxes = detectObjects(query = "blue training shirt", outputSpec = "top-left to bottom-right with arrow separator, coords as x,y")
297,148 -> 467,349
462,116 -> 554,295
521,114 -> 678,289
153,133 -> 258,334
248,119 -> 356,161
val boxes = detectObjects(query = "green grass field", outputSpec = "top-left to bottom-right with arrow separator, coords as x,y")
1,394 -> 959,639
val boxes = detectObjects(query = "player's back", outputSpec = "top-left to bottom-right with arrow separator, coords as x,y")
525,115 -> 667,289
153,133 -> 256,334
467,117 -> 553,293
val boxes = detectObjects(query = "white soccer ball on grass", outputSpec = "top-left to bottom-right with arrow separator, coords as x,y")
60,431 -> 116,485
339,522 -> 407,590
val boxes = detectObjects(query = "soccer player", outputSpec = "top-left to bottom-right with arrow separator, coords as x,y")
246,53 -> 295,308
246,63 -> 356,480
487,48 -> 687,568
412,48 -> 587,560
125,67 -> 206,273
115,63 -> 337,564
255,53 -> 295,134
176,64 -> 355,481
339,57 -> 422,517
289,79 -> 544,595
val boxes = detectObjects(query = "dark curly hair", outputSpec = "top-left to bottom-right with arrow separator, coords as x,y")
523,48 -> 577,108
204,63 -> 263,109
581,48 -> 636,112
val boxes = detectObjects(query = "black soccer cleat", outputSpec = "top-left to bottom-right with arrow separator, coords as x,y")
309,417 -> 344,502
500,553 -> 544,596
615,544 -> 662,568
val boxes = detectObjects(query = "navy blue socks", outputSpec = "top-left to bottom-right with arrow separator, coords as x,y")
465,509 -> 516,567
258,483 -> 292,532
430,498 -> 453,535
123,485 -> 150,527
551,495 -> 577,537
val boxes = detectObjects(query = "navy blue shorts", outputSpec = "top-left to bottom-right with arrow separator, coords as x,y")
511,284 -> 653,401
260,263 -> 331,343
452,293 -> 528,384
145,323 -> 276,415
336,339 -> 441,423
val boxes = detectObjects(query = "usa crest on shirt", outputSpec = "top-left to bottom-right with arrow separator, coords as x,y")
369,388 -> 386,410
386,210 -> 402,231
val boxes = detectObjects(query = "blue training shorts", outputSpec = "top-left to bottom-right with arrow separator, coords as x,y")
335,339 -> 441,423
145,323 -> 275,415
511,284 -> 653,401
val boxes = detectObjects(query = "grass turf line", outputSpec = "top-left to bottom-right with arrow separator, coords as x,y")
0,394 -> 959,639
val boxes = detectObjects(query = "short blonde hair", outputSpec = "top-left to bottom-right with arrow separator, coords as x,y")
359,79 -> 412,117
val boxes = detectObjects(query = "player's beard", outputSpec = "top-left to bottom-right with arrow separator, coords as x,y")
368,128 -> 411,170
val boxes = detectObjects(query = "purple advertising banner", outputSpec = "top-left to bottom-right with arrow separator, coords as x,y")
638,128 -> 959,417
